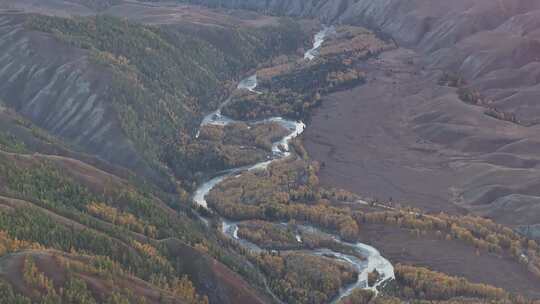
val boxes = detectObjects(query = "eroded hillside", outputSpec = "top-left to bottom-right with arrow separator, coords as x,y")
2,0 -> 540,303
0,6 -> 311,191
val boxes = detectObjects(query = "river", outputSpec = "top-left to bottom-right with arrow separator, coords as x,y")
192,27 -> 394,303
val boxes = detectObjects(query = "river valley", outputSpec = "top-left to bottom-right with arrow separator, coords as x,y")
192,29 -> 394,303
1,1 -> 540,303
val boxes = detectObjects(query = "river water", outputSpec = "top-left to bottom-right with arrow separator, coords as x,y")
304,26 -> 335,60
192,27 -> 394,303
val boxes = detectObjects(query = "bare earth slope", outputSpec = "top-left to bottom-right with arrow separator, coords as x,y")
0,13 -> 157,183
223,0 -> 540,234
0,2 -> 308,193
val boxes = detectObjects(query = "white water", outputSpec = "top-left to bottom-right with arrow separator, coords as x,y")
192,27 -> 394,302
193,175 -> 226,209
192,99 -> 305,208
238,74 -> 259,92
354,243 -> 395,293
195,74 -> 263,139
220,221 -> 394,302
304,26 -> 335,60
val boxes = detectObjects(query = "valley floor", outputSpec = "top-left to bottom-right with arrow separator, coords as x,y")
305,48 -> 466,214
304,47 -> 540,298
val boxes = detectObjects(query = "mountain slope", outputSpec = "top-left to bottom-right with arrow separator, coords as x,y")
0,7 -> 310,193
0,147 -> 272,303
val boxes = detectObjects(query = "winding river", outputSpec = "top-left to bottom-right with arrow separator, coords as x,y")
193,28 -> 394,303
304,26 -> 335,60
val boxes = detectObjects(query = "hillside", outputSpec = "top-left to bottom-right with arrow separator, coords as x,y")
0,2 -> 310,303
0,6 -> 310,192
0,148 -> 273,303
2,0 -> 540,303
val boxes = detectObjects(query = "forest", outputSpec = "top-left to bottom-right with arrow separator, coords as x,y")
338,263 -> 540,304
179,121 -> 289,178
438,73 -> 520,124
206,157 -> 360,241
206,134 -> 540,303
252,252 -> 357,304
25,13 -> 309,188
357,208 -> 540,280
0,150 -> 270,303
221,25 -> 391,122
1,2 -> 539,303
236,220 -> 362,258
